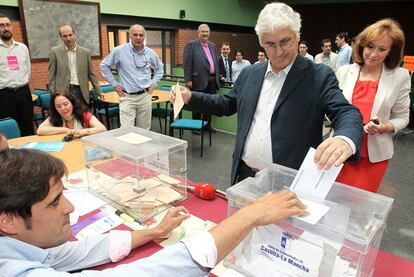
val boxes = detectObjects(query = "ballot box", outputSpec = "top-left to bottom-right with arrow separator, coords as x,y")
225,164 -> 393,277
81,127 -> 187,222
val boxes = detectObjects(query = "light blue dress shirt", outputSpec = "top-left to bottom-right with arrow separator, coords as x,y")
100,42 -> 164,93
0,236 -> 210,276
336,44 -> 352,69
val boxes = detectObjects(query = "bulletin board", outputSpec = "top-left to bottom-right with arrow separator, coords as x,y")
18,0 -> 102,60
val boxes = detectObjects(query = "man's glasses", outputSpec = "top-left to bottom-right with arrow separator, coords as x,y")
263,37 -> 295,50
133,53 -> 148,68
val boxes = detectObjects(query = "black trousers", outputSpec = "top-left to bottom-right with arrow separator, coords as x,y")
0,84 -> 34,136
69,85 -> 88,107
192,75 -> 218,123
234,160 -> 257,185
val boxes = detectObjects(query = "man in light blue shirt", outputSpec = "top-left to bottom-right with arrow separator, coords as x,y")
0,148 -> 308,276
100,24 -> 163,130
335,32 -> 352,69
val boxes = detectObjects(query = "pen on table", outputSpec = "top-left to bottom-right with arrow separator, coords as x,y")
115,210 -> 140,224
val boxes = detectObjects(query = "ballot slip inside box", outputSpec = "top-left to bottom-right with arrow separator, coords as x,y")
81,127 -> 188,223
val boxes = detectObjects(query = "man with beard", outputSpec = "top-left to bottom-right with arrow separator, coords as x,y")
0,14 -> 34,136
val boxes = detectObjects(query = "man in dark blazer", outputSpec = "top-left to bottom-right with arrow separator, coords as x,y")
218,42 -> 232,84
183,24 -> 220,132
49,25 -> 102,105
171,2 -> 363,185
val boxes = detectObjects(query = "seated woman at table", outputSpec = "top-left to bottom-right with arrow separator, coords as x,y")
37,90 -> 106,138
335,18 -> 411,192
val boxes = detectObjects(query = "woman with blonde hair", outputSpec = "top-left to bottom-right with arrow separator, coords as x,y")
336,18 -> 410,192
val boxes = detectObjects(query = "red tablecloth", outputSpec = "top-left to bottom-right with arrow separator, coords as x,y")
90,190 -> 413,276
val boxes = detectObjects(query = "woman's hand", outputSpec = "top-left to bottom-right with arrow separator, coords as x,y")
364,119 -> 394,135
71,129 -> 90,138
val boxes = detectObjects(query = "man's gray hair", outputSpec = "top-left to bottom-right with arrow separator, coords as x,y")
255,2 -> 301,46
198,23 -> 210,32
129,24 -> 146,34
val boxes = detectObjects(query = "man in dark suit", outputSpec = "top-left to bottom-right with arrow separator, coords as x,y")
49,25 -> 102,106
183,24 -> 220,133
171,2 -> 363,185
218,42 -> 232,84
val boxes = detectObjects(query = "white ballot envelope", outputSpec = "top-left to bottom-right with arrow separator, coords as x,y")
173,83 -> 184,120
290,147 -> 343,200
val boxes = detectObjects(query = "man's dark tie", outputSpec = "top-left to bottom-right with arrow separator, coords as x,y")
224,58 -> 230,81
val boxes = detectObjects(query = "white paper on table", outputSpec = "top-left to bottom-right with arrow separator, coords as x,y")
62,169 -> 88,189
218,268 -> 247,277
160,215 -> 216,247
64,189 -> 106,225
290,147 -> 343,200
75,213 -> 123,240
293,197 -> 330,225
173,85 -> 184,120
132,208 -> 216,246
115,132 -> 152,145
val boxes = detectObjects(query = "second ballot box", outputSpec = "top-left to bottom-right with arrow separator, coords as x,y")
225,164 -> 393,277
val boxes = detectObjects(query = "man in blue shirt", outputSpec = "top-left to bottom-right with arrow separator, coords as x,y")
335,32 -> 352,69
100,24 -> 163,130
0,148 -> 308,276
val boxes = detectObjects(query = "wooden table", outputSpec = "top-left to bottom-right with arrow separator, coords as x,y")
9,134 -> 85,173
99,89 -> 170,129
100,89 -> 169,105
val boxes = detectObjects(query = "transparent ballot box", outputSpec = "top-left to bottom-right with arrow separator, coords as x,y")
81,127 -> 187,222
225,164 -> 393,277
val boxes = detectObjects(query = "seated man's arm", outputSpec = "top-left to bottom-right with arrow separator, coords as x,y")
47,207 -> 189,272
130,206 -> 189,249
315,69 -> 363,169
99,191 -> 308,277
208,191 -> 308,263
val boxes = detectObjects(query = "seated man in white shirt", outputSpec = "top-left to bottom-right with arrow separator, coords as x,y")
0,148 -> 308,276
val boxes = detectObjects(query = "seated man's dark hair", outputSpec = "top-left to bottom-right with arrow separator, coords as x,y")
0,149 -> 67,229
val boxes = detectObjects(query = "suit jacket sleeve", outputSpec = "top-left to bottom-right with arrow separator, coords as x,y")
48,49 -> 57,92
86,50 -> 101,94
183,42 -> 193,83
323,69 -> 363,159
187,87 -> 238,117
389,69 -> 411,133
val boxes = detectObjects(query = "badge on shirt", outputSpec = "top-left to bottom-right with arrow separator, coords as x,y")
7,55 -> 20,70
